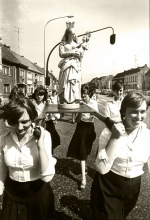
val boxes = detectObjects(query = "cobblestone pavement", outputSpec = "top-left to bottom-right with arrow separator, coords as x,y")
51,113 -> 150,220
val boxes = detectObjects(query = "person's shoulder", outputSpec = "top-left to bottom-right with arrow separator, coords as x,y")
105,100 -> 113,107
0,128 -> 12,139
90,98 -> 97,104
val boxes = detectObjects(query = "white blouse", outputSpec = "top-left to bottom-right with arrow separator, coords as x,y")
81,99 -> 99,123
96,123 -> 150,178
105,97 -> 124,121
32,100 -> 45,117
0,128 -> 57,195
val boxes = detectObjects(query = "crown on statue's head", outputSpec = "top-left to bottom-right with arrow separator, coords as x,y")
66,21 -> 75,28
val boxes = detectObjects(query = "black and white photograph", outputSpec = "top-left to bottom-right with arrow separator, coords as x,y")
0,0 -> 149,219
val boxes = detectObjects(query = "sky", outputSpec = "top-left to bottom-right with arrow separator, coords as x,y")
0,0 -> 149,83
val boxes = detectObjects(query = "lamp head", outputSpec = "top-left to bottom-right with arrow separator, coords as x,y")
110,34 -> 116,45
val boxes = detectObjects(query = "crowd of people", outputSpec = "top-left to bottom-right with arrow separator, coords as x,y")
0,83 -> 150,220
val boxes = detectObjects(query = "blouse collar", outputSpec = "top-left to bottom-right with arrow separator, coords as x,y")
10,126 -> 34,148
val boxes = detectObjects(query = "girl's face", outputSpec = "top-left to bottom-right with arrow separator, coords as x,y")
53,91 -> 56,96
124,100 -> 147,130
82,92 -> 90,103
113,87 -> 124,99
13,109 -> 32,137
36,93 -> 44,102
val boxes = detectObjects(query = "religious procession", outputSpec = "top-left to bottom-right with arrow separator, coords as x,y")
0,13 -> 150,220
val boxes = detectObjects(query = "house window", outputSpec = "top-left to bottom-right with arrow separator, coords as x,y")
4,84 -> 11,94
20,69 -> 25,77
3,65 -> 10,75
27,71 -> 32,79
37,75 -> 40,81
13,67 -> 17,82
136,76 -> 138,82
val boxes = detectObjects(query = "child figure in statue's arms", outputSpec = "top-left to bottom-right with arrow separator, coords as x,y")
72,32 -> 91,62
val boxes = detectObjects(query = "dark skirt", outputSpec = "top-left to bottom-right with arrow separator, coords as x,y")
45,120 -> 60,152
67,121 -> 96,160
1,177 -> 54,220
91,171 -> 141,220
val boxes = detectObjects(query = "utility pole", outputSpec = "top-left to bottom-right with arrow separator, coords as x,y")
14,27 -> 24,54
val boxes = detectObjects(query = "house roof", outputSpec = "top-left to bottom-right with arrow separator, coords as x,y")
11,51 -> 41,74
145,70 -> 150,76
1,43 -> 21,65
32,63 -> 44,75
113,66 -> 144,80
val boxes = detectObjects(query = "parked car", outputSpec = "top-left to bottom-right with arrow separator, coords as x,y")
100,89 -> 105,95
105,89 -> 112,96
95,89 -> 101,94
101,89 -> 108,95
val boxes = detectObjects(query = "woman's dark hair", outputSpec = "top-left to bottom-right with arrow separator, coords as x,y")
81,87 -> 91,96
9,87 -> 25,101
52,90 -> 57,95
120,92 -> 148,120
0,97 -> 38,126
32,86 -> 47,102
90,88 -> 96,98
112,82 -> 123,91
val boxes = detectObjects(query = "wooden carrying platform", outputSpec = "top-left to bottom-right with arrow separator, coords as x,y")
37,103 -> 109,128
43,103 -> 95,114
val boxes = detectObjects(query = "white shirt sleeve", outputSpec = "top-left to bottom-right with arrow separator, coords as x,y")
0,135 -> 8,195
95,128 -> 116,174
147,155 -> 150,173
105,102 -> 111,117
93,100 -> 99,112
40,130 -> 57,182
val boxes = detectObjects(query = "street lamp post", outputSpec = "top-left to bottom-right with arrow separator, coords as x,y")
44,15 -> 74,86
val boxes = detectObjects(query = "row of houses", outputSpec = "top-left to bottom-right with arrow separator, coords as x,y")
0,43 -> 58,103
0,42 -> 150,103
88,64 -> 150,91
